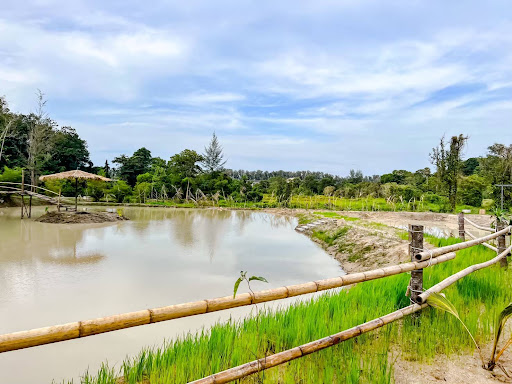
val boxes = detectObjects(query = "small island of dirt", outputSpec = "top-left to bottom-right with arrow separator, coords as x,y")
36,211 -> 129,224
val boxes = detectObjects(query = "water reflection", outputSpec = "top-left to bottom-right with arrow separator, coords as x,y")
0,214 -> 106,266
0,206 -> 341,384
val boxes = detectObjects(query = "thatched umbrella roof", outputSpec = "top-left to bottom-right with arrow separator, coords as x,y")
39,171 -> 112,211
39,170 -> 111,182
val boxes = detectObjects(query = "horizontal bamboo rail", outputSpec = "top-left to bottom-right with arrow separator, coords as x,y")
464,217 -> 494,232
189,303 -> 428,384
417,243 -> 512,304
0,253 -> 455,354
0,181 -> 61,197
415,226 -> 511,261
465,230 -> 498,252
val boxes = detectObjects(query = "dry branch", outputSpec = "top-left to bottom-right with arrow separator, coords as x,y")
415,226 -> 511,261
0,254 -> 455,353
417,244 -> 512,304
189,303 -> 428,384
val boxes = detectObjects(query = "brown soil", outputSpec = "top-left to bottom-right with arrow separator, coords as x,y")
338,210 -> 494,237
35,211 -> 129,224
294,213 -> 414,273
393,343 -> 512,384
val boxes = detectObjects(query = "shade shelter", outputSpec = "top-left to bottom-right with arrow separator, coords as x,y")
39,170 -> 111,211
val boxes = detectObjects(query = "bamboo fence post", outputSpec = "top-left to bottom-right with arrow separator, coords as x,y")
458,212 -> 465,241
409,224 -> 424,304
497,220 -> 508,268
20,169 -> 25,219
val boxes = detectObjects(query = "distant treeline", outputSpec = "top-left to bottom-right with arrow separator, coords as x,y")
1,94 -> 511,211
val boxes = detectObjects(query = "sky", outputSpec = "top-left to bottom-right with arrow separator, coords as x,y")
1,0 -> 511,176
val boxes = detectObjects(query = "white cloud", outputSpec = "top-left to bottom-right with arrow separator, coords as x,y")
1,1 -> 512,174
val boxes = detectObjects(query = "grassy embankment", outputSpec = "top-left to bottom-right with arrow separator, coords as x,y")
78,195 -> 481,213
70,236 -> 511,384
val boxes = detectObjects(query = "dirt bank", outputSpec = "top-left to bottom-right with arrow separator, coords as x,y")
292,212 -> 417,272
36,211 -> 129,224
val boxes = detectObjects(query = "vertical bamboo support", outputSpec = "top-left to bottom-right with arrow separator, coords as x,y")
497,220 -> 508,268
458,212 -> 465,241
409,224 -> 424,304
20,169 -> 25,219
28,195 -> 32,218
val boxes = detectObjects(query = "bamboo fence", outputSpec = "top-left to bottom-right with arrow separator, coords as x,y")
0,253 -> 455,354
415,225 -> 511,261
463,217 -> 494,232
189,303 -> 428,384
1,218 -> 510,384
416,243 -> 512,304
465,230 -> 498,252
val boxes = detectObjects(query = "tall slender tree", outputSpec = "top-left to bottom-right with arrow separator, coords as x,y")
202,132 -> 226,173
27,90 -> 53,186
430,134 -> 468,210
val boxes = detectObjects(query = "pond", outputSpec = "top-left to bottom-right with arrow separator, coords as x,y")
0,207 -> 342,383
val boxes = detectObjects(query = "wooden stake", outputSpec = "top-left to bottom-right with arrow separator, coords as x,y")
409,225 -> 424,304
458,212 -> 465,241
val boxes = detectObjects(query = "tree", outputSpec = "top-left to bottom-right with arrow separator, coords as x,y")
113,147 -> 152,186
381,170 -> 412,184
103,160 -> 111,178
459,175 -> 486,207
480,144 -> 512,208
42,126 -> 90,173
0,97 -> 15,163
430,134 -> 468,211
462,157 -> 480,176
169,149 -> 204,179
27,90 -> 54,185
107,180 -> 132,203
202,132 -> 226,173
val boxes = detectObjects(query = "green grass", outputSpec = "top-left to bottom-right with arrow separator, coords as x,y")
65,239 -> 511,384
313,211 -> 360,221
312,226 -> 350,246
260,195 -> 482,213
79,195 -> 484,215
297,214 -> 314,225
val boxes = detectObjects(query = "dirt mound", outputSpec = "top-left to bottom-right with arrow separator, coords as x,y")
36,211 -> 129,224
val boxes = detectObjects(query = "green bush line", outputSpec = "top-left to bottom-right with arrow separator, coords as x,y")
66,237 -> 512,384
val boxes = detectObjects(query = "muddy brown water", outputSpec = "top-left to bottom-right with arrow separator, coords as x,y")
0,207 -> 342,383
